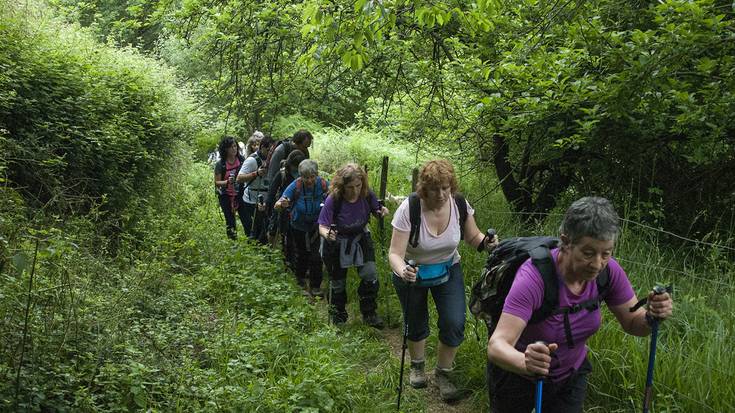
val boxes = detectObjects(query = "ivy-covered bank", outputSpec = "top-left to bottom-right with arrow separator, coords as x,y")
1,160 -> 404,412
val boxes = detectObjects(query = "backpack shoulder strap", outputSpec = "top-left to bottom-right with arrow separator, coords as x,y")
332,195 -> 343,226
528,245 -> 558,324
454,193 -> 468,241
596,266 -> 611,298
251,152 -> 263,168
408,192 -> 421,248
292,178 -> 303,205
546,261 -> 612,349
319,177 -> 328,196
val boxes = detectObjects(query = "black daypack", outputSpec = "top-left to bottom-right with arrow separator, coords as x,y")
265,139 -> 293,170
215,154 -> 246,197
469,236 -> 610,348
408,192 -> 468,248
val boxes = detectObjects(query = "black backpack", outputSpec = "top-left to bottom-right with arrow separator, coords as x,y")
265,139 -> 293,170
469,236 -> 610,348
215,153 -> 246,197
408,192 -> 468,248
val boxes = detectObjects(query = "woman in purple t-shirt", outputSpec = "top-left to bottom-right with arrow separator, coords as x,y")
318,164 -> 389,328
487,197 -> 674,413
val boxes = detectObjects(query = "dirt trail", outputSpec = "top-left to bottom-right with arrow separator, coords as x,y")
306,289 -> 477,412
380,326 -> 475,413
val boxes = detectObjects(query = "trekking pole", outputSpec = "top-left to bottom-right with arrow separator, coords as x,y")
397,259 -> 417,412
533,340 -> 547,413
378,199 -> 390,324
378,156 -> 390,325
535,379 -> 543,413
327,224 -> 337,325
640,285 -> 671,413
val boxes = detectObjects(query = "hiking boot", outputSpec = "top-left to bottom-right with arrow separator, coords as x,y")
434,367 -> 465,403
331,311 -> 348,325
409,360 -> 427,389
363,313 -> 384,329
310,288 -> 324,298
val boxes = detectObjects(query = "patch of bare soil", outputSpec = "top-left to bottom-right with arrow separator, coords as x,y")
381,327 -> 477,413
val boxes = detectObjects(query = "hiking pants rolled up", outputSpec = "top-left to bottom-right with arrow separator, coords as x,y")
291,227 -> 323,289
486,357 -> 591,413
392,262 -> 466,347
218,193 -> 248,238
323,235 -> 379,316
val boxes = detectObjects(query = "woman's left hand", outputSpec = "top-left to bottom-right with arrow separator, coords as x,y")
377,206 -> 389,217
485,234 -> 500,252
647,291 -> 673,320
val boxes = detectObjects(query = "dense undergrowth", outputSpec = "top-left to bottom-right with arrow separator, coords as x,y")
1,1 -> 733,411
313,127 -> 735,412
1,161 -> 407,412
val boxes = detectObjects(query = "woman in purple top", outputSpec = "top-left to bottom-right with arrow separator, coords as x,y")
487,197 -> 674,413
318,163 -> 389,328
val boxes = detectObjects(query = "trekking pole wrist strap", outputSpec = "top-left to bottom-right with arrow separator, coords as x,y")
476,234 -> 488,252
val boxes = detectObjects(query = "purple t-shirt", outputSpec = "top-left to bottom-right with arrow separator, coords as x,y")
318,191 -> 380,235
502,248 -> 635,382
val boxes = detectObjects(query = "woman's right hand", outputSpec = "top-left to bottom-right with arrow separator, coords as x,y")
524,342 -> 558,377
275,197 -> 289,210
400,263 -> 418,283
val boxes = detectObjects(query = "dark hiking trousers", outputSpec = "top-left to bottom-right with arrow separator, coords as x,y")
487,357 -> 592,413
291,227 -> 323,289
218,194 -> 248,239
323,234 -> 379,320
243,202 -> 268,244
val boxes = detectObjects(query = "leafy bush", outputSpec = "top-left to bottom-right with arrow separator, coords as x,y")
0,160 -> 401,412
0,2 -> 201,227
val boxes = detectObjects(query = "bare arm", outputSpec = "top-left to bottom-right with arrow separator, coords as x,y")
487,312 -> 559,377
388,228 -> 417,282
214,169 -> 228,188
609,291 -> 673,337
462,214 -> 499,251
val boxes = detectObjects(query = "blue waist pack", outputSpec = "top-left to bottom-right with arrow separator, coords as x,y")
417,259 -> 453,287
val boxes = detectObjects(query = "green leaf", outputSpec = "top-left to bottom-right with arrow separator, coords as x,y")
12,252 -> 28,275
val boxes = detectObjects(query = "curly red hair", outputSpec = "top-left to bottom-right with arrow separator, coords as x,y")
416,159 -> 458,200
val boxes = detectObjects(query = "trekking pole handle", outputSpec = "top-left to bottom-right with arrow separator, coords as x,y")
405,260 -> 419,284
478,228 -> 497,253
629,285 -> 672,313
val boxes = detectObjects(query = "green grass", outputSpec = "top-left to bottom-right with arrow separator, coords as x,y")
3,121 -> 733,412
325,126 -> 735,412
0,162 -> 401,412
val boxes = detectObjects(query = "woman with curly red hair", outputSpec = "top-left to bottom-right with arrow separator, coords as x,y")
389,159 -> 499,403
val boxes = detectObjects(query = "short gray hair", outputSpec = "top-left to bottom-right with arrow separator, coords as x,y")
559,197 -> 620,244
298,159 -> 318,178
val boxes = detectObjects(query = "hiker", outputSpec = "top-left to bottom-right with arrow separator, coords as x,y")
486,196 -> 673,413
265,129 -> 312,187
274,159 -> 328,296
388,159 -> 499,402
318,163 -> 390,328
237,133 -> 272,243
213,136 -> 247,240
266,149 -> 307,271
244,130 -> 263,156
